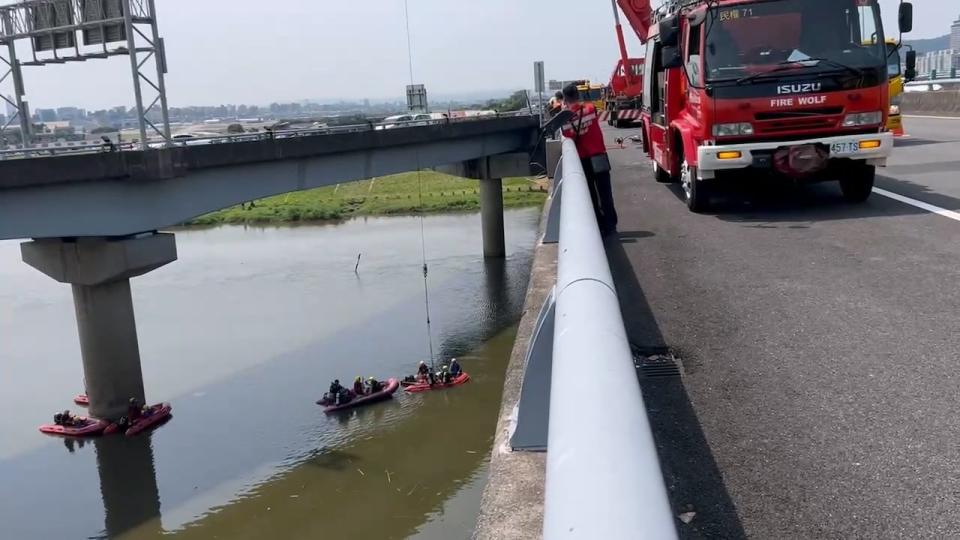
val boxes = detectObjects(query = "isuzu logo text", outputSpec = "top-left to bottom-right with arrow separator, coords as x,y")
777,82 -> 822,95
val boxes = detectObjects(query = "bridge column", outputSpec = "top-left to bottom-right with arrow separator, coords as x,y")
21,233 -> 177,420
480,177 -> 506,258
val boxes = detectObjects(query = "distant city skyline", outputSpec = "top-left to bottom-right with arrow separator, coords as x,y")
0,0 -> 950,111
951,13 -> 960,51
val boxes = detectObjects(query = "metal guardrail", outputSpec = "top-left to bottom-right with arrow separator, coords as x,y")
541,138 -> 677,539
0,111 -> 536,161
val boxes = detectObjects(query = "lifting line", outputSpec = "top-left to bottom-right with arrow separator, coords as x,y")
416,164 -> 436,371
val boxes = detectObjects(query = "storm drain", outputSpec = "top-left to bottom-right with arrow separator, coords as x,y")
630,345 -> 683,379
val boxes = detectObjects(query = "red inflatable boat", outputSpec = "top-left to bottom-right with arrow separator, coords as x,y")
103,403 -> 173,436
404,372 -> 470,393
74,394 -> 89,406
318,378 -> 399,413
39,417 -> 109,438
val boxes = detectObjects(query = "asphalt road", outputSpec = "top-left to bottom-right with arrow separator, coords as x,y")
606,117 -> 960,539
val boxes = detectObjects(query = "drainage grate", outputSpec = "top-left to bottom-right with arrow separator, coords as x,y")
630,345 -> 683,379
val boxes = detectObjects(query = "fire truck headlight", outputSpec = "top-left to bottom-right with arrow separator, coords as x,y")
712,123 -> 754,137
842,111 -> 883,127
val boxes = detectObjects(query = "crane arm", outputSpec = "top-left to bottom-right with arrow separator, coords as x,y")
616,0 -> 652,43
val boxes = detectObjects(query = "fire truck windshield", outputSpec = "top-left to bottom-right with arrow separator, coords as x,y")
703,0 -> 886,83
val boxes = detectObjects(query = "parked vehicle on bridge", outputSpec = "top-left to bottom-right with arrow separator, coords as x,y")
885,38 -> 916,136
376,112 -> 448,130
624,0 -> 916,212
576,81 -> 606,112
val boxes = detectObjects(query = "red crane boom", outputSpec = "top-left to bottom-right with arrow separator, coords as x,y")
615,0 -> 652,43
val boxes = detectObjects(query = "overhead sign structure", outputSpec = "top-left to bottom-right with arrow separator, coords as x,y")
407,84 -> 428,112
0,0 -> 170,148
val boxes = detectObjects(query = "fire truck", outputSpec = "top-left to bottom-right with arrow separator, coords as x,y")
604,57 -> 645,127
604,0 -> 645,128
625,0 -> 916,212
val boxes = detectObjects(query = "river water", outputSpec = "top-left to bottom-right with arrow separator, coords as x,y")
0,208 -> 540,540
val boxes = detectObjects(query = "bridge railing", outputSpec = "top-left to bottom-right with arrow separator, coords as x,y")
0,110 -> 536,161
542,137 -> 677,539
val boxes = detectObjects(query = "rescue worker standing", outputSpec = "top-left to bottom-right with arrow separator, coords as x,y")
561,83 -> 618,236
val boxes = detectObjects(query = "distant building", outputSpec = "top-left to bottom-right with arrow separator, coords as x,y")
56,107 -> 86,122
952,15 -> 960,51
36,108 -> 58,122
916,49 -> 960,79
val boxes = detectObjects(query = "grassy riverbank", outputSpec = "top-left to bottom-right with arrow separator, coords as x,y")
187,172 -> 547,225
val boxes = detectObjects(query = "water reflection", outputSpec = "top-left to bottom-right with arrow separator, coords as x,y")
96,436 -> 162,539
0,209 -> 541,539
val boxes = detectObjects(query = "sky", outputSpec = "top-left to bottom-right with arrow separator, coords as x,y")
0,0 -> 953,110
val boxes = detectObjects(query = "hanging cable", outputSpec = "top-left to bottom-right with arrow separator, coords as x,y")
415,153 -> 436,370
404,0 -> 415,85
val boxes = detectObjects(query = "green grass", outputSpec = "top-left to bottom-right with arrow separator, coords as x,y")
187,171 -> 547,226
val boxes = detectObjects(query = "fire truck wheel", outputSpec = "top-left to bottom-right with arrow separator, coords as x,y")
839,164 -> 875,203
654,161 -> 675,184
681,159 -> 711,213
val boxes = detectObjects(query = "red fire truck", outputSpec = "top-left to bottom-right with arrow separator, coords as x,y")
627,0 -> 915,212
604,1 -> 645,128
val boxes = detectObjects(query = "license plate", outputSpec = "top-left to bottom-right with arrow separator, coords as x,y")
830,141 -> 860,156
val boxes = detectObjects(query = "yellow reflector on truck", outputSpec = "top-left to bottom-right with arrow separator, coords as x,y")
717,151 -> 742,160
860,140 -> 881,149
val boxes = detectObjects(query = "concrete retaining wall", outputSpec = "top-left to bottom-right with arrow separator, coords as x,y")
902,91 -> 960,116
474,201 -> 556,540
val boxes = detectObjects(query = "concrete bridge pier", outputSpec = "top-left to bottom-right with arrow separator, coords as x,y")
480,177 -> 506,258
447,153 -> 532,259
21,233 -> 177,420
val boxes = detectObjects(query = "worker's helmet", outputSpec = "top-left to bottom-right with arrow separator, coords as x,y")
367,376 -> 375,381
355,376 -> 362,382
419,361 -> 426,366
128,397 -> 137,405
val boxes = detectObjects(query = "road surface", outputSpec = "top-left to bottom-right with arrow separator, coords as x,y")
608,117 -> 960,538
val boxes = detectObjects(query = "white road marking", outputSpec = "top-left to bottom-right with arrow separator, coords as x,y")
903,114 -> 960,120
874,188 -> 960,222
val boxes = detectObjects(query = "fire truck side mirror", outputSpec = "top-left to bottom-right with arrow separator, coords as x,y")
661,46 -> 684,70
660,14 -> 681,47
898,2 -> 913,34
686,11 -> 707,27
904,50 -> 917,82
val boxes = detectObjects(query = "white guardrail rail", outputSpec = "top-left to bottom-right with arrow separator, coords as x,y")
0,111 -> 536,161
542,138 -> 677,539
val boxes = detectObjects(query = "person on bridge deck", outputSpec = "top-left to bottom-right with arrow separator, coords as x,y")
353,376 -> 365,395
548,91 -> 564,117
449,358 -> 462,377
561,83 -> 619,237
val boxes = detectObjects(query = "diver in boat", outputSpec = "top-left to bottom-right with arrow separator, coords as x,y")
329,380 -> 345,404
353,376 -> 365,395
449,358 -> 462,377
440,365 -> 452,384
367,377 -> 381,393
417,361 -> 430,382
128,398 -> 145,422
56,410 -> 78,427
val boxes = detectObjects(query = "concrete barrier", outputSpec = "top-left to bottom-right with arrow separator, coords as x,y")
902,91 -> 960,116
